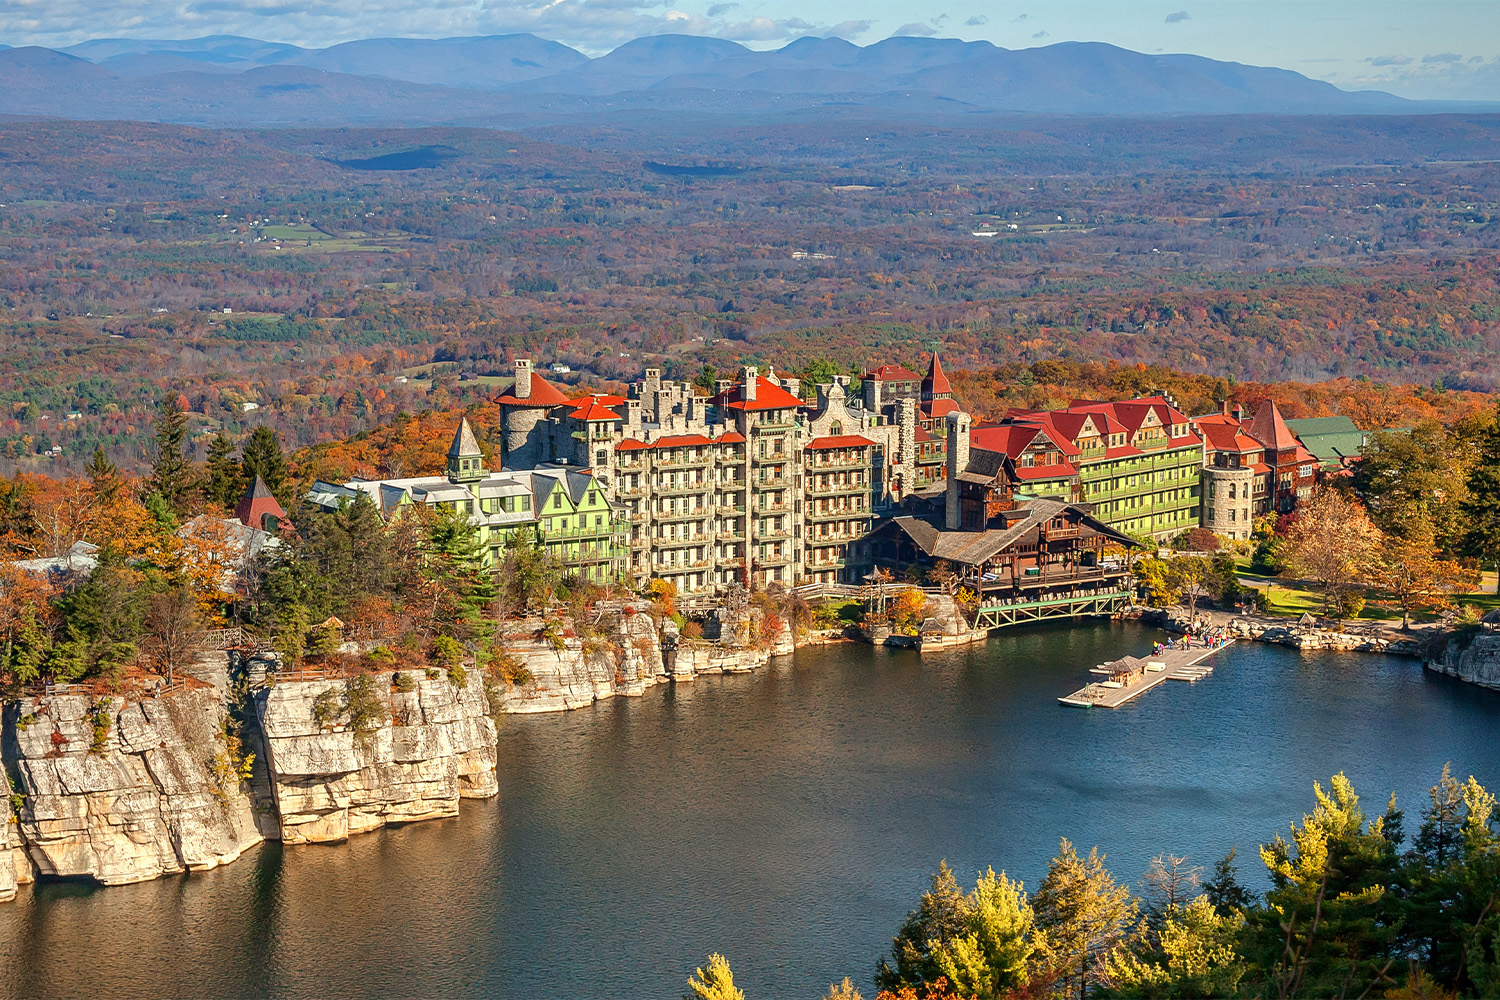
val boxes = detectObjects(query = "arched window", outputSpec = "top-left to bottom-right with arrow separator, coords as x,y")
830,421 -> 843,436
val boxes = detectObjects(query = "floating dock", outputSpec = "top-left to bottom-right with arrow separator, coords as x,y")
1058,639 -> 1233,709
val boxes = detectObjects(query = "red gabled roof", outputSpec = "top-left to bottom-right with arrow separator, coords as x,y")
616,438 -> 649,452
914,424 -> 935,443
711,377 -> 806,412
654,434 -> 712,448
1014,462 -> 1078,480
970,424 -> 1036,458
923,353 -> 952,396
1194,413 -> 1262,454
807,434 -> 874,450
717,431 -> 746,444
1247,400 -> 1301,452
567,399 -> 624,421
495,373 -> 572,408
864,363 -> 921,382
568,392 -> 627,407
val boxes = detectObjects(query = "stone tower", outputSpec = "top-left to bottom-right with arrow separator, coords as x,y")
945,409 -> 972,530
498,358 -> 569,469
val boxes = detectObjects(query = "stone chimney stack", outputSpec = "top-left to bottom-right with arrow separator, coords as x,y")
513,359 -> 533,400
743,366 -> 758,402
644,367 -> 662,396
625,398 -> 642,431
945,410 -> 971,531
867,375 -> 883,415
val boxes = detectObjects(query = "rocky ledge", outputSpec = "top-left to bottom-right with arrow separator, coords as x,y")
1145,608 -> 1423,656
256,670 -> 497,845
2,687 -> 263,888
1422,629 -> 1500,691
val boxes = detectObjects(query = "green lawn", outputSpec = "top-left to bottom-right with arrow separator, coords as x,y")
1232,557 -> 1498,623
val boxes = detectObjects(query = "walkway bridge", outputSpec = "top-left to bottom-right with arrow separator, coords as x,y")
972,589 -> 1132,630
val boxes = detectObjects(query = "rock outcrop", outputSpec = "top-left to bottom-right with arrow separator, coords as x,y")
0,780 -> 28,903
4,687 -> 263,886
498,610 -> 665,713
255,670 -> 497,845
1423,629 -> 1500,690
1146,609 -> 1421,656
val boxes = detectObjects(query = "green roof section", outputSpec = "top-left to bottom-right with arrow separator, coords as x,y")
1284,416 -> 1368,468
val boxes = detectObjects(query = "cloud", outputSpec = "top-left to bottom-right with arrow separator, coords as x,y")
1470,55 -> 1486,64
0,0 -> 866,53
1164,10 -> 1189,24
825,20 -> 872,39
933,13 -> 950,25
1368,54 -> 1414,66
1012,13 -> 1029,22
892,22 -> 936,37
1032,30 -> 1047,38
964,14 -> 988,26
1422,51 -> 1462,64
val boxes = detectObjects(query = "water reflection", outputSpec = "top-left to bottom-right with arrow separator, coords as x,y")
0,623 -> 1496,999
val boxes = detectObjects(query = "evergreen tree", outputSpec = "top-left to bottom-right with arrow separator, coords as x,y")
301,493 -> 391,613
1201,848 -> 1254,917
426,504 -> 496,640
204,434 -> 243,511
1241,774 -> 1402,998
876,860 -> 973,990
148,399 -> 196,515
1460,408 -> 1500,593
240,425 -> 289,498
685,953 -> 744,1000
84,446 -> 121,505
1101,895 -> 1246,999
932,868 -> 1037,999
1031,839 -> 1138,1000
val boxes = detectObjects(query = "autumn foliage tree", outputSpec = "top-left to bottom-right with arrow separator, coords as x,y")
1280,486 -> 1383,619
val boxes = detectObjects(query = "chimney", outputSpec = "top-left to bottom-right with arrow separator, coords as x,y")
513,359 -> 533,400
945,410 -> 971,531
716,379 -> 735,396
1221,399 -> 1230,416
625,398 -> 642,430
743,366 -> 758,402
644,367 -> 662,395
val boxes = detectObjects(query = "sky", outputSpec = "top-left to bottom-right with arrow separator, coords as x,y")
2,0 -> 1497,101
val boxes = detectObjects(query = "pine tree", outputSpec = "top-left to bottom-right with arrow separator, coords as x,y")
148,399 -> 196,515
84,446 -> 120,504
1202,848 -> 1254,917
685,953 -> 744,1000
932,868 -> 1037,998
1101,895 -> 1246,998
204,434 -> 243,511
1460,409 -> 1500,593
425,504 -> 496,640
876,860 -> 973,990
1031,838 -> 1138,1000
240,425 -> 289,498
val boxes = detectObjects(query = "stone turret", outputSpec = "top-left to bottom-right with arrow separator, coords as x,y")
945,409 -> 971,530
497,357 -> 570,469
899,397 -> 918,498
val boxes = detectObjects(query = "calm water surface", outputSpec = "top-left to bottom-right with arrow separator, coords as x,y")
2,622 -> 1498,999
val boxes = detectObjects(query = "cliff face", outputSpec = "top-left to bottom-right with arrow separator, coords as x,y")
0,780 -> 28,903
1424,630 -> 1500,690
4,688 -> 263,886
255,670 -> 497,845
499,610 -> 665,713
497,609 -> 793,710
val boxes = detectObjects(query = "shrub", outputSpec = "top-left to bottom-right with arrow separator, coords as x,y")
681,620 -> 705,640
429,635 -> 464,667
425,667 -> 440,680
392,671 -> 417,692
87,699 -> 112,754
447,663 -> 468,688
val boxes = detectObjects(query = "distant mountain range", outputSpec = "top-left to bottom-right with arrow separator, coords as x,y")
0,32 -> 1464,127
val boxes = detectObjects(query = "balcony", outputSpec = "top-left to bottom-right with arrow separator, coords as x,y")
1041,525 -> 1081,541
758,552 -> 795,566
544,524 -> 624,540
717,529 -> 746,542
656,480 -> 710,496
655,454 -> 712,469
807,481 -> 867,496
751,453 -> 791,465
755,501 -> 792,514
715,504 -> 747,516
807,506 -> 867,521
807,455 -> 867,470
617,484 -> 649,498
656,506 -> 710,522
756,526 -> 794,540
654,533 -> 707,548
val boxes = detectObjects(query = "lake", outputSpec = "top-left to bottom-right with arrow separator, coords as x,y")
2,622 -> 1497,999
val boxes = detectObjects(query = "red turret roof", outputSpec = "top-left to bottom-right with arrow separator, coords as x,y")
1247,400 -> 1301,452
234,476 -> 290,533
923,353 -> 952,396
494,373 -> 572,408
567,399 -> 624,421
